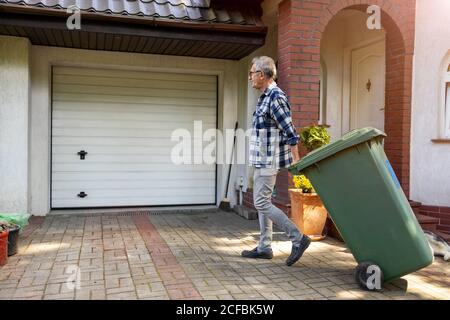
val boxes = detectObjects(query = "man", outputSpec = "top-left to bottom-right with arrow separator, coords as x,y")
242,56 -> 311,266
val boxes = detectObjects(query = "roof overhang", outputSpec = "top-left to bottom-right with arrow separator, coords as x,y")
0,2 -> 267,60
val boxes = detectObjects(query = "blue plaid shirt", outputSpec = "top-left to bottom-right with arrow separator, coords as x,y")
249,82 -> 299,169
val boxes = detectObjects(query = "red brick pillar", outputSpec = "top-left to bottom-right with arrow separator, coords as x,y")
276,0 -> 322,213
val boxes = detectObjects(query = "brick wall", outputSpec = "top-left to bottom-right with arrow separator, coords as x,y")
243,188 -> 256,211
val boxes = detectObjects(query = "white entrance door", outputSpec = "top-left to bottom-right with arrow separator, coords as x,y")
350,40 -> 386,131
51,66 -> 217,208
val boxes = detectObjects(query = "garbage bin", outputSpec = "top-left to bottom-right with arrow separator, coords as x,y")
289,127 -> 433,290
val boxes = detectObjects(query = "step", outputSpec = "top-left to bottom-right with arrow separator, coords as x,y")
436,225 -> 450,237
233,205 -> 258,220
409,200 -> 422,216
415,214 -> 439,232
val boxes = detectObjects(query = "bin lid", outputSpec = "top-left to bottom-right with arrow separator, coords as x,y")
289,127 -> 386,175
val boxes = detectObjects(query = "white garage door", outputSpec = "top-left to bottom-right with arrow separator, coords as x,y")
51,66 -> 217,208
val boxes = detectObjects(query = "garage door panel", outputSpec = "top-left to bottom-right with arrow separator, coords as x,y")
52,127 -> 217,139
52,120 -> 216,132
53,163 -> 215,172
53,93 -> 216,107
53,153 -> 217,164
52,179 -> 215,190
52,66 -> 217,208
52,136 -> 177,147
52,109 -> 216,123
53,187 -> 215,198
53,171 -> 215,181
54,66 -> 215,84
52,195 -> 215,208
53,74 -> 217,92
52,145 -> 203,156
54,84 -> 216,100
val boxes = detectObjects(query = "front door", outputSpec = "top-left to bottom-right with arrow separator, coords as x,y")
350,40 -> 386,131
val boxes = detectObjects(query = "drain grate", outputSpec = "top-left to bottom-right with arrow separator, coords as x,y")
116,211 -> 161,217
57,207 -> 219,217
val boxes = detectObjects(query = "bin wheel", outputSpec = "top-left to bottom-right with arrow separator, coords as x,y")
354,261 -> 384,291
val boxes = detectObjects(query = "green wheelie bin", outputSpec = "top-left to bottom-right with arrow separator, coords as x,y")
289,127 -> 433,291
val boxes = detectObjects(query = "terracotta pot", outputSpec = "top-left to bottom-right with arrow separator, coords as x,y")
0,229 -> 9,266
289,189 -> 328,241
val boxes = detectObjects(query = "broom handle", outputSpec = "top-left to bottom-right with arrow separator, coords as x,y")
225,121 -> 238,198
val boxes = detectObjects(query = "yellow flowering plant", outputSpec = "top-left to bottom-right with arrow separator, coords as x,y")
292,125 -> 331,194
293,175 -> 315,194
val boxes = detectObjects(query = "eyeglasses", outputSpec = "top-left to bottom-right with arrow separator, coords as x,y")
248,70 -> 262,77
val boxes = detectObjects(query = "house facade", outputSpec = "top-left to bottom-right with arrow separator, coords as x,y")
0,0 -> 449,233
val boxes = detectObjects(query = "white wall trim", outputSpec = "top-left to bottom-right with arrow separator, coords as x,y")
439,52 -> 450,138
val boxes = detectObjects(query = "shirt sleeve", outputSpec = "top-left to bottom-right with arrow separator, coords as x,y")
269,95 -> 299,146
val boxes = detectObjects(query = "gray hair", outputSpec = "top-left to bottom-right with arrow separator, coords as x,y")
251,56 -> 277,80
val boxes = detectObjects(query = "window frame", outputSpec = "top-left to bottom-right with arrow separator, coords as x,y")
443,65 -> 450,138
437,53 -> 450,139
446,81 -> 450,138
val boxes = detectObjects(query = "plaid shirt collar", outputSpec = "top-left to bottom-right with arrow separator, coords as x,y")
261,81 -> 277,98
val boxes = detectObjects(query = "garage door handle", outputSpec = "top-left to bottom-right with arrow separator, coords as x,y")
77,150 -> 88,160
78,192 -> 88,198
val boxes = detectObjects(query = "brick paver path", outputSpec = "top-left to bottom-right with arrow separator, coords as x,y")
0,211 -> 449,300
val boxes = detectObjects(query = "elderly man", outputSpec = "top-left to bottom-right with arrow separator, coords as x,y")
242,56 -> 311,266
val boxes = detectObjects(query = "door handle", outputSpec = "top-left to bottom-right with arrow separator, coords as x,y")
77,150 -> 88,160
77,192 -> 88,198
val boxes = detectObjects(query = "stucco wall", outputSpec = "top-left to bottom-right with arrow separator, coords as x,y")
321,17 -> 345,141
28,45 -> 240,215
0,36 -> 30,214
411,0 -> 450,206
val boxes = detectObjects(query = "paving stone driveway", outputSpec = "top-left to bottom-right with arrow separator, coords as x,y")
0,210 -> 449,300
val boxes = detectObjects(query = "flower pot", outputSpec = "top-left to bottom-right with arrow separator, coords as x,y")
7,225 -> 20,256
289,189 -> 328,241
0,229 -> 9,266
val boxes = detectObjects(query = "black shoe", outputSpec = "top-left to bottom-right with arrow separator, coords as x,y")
241,247 -> 273,259
286,236 -> 311,266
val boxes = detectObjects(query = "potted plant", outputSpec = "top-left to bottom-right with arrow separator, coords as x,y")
0,213 -> 30,256
289,125 -> 330,241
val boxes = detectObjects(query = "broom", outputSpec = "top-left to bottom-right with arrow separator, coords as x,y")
219,121 -> 238,211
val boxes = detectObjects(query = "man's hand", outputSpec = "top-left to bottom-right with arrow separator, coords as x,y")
290,145 -> 300,164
